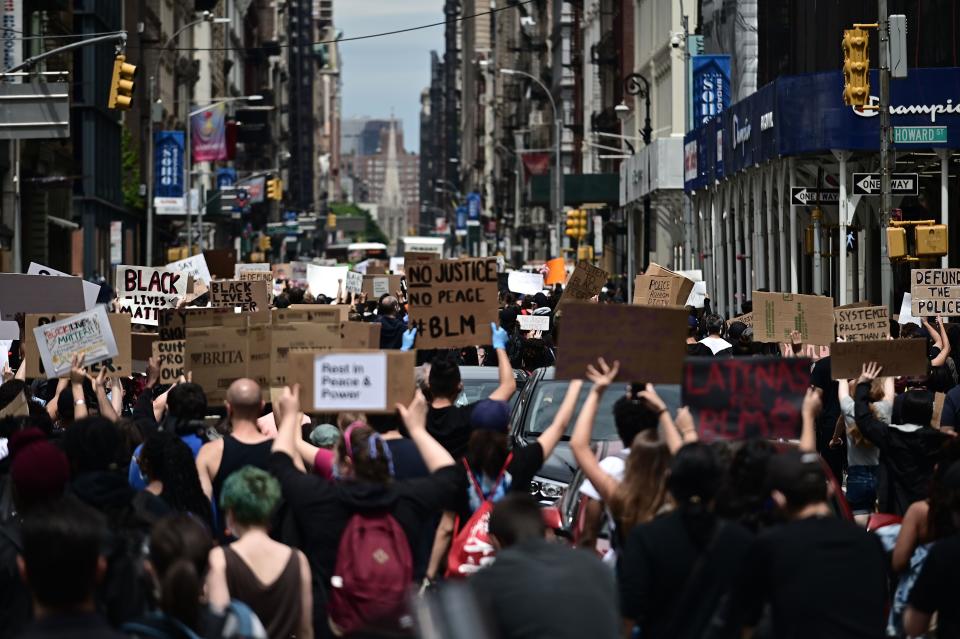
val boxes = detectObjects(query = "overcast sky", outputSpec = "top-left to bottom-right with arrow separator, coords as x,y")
337,1 -> 444,153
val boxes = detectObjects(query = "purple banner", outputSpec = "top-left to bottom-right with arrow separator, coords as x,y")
191,103 -> 227,162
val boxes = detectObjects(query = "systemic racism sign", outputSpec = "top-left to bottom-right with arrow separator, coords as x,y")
682,357 -> 810,442
406,258 -> 498,349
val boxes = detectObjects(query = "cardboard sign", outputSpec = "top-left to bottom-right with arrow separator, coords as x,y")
899,293 -> 922,326
307,264 -> 349,299
288,350 -> 416,413
271,263 -> 292,281
344,271 -> 364,294
184,325 -> 270,401
341,321 -> 382,349
911,269 -> 960,316
158,310 -> 188,341
558,261 -> 608,308
0,274 -> 87,321
27,262 -> 100,310
403,252 -> 437,263
115,265 -> 188,326
729,313 -> 753,328
752,291 -> 835,345
366,261 -> 388,275
209,280 -> 269,313
153,339 -> 185,383
33,306 -> 119,377
507,271 -> 545,296
406,258 -> 499,349
167,253 -> 212,285
830,339 -> 928,379
203,249 -> 238,279
682,357 -> 810,442
555,302 -> 688,383
234,263 -> 271,278
633,263 -> 694,307
269,321 -> 343,387
362,274 -> 402,299
278,305 -> 352,324
834,306 -> 889,341
132,332 -> 157,373
518,314 -> 549,332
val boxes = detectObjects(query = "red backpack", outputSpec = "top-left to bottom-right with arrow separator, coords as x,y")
328,512 -> 413,635
445,453 -> 513,579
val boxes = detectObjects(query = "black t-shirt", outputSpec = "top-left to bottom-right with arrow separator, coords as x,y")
455,442 -> 544,524
908,534 -> 960,638
731,516 -> 886,639
810,357 -> 841,431
470,539 -> 620,639
617,510 -> 753,639
427,402 -> 478,458
266,452 -> 463,608
385,438 -> 429,480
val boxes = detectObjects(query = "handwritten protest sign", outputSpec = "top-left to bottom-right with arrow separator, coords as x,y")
153,339 -> 185,383
27,262 -> 100,310
518,314 -> 549,331
730,313 -> 753,328
834,306 -> 889,341
362,274 -> 402,299
307,264 -> 349,299
33,306 -> 119,377
209,279 -> 269,313
555,303 -> 688,382
507,271 -> 545,296
683,357 -> 810,442
344,271 -> 364,294
0,274 -> 86,322
234,263 -> 271,279
633,263 -> 694,307
288,350 -> 416,413
557,261 -> 608,308
406,258 -> 498,349
830,339 -> 928,379
752,291 -> 835,345
911,269 -> 960,316
115,265 -> 188,326
167,253 -> 212,285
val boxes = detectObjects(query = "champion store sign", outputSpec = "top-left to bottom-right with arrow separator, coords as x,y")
732,114 -> 752,148
852,95 -> 960,123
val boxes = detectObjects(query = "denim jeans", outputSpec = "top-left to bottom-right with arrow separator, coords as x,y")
846,465 -> 878,514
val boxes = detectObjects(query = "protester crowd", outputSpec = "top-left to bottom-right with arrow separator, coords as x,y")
2,264 -> 960,639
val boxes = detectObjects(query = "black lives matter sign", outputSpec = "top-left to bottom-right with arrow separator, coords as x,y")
682,357 -> 810,442
406,258 -> 499,349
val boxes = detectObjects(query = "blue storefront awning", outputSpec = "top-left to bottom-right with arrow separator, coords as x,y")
685,67 -> 960,191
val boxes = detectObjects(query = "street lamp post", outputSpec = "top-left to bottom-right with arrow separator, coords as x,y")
624,73 -> 653,303
146,11 -> 229,265
499,68 -> 563,259
186,95 -> 262,251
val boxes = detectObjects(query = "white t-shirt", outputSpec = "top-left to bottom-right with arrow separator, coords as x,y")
579,451 -> 628,501
698,335 -> 733,355
839,396 -> 886,467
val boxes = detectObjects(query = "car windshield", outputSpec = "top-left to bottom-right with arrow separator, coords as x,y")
460,378 -> 522,410
524,381 -> 682,441
525,381 -> 620,440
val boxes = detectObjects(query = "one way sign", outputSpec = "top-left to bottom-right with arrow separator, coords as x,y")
791,187 -> 839,206
852,173 -> 919,196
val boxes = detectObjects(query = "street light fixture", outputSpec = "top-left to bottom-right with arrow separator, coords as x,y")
498,67 -> 563,258
623,73 -> 654,303
146,11 -> 231,265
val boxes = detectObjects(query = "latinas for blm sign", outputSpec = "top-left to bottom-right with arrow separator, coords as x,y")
406,258 -> 498,349
682,357 -> 810,442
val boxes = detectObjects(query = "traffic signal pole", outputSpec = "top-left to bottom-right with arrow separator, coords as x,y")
878,1 -> 893,309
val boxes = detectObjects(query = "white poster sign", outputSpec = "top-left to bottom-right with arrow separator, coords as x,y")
518,314 -> 550,332
685,281 -> 708,308
371,276 -> 391,298
507,271 -> 545,296
389,257 -> 404,274
307,264 -> 349,299
234,263 -> 271,279
33,306 -> 119,378
312,352 -> 387,410
344,271 -> 364,294
167,254 -> 212,285
899,292 -> 922,327
28,262 -> 101,310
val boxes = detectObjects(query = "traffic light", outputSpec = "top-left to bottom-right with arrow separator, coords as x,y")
258,235 -> 272,251
564,209 -> 588,240
326,213 -> 337,229
842,28 -> 869,106
266,178 -> 283,201
108,54 -> 136,110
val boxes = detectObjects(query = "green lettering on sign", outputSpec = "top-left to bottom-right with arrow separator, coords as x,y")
893,126 -> 948,144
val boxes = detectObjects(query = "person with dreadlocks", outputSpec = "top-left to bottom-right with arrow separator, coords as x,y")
134,430 -> 214,529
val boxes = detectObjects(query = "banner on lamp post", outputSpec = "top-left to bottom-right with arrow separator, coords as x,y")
154,131 -> 185,198
191,103 -> 227,162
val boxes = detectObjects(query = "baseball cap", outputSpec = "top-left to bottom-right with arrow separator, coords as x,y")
766,449 -> 827,506
470,399 -> 511,433
10,428 -> 70,508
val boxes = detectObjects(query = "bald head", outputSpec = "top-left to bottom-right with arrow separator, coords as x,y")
378,295 -> 399,317
225,378 -> 263,421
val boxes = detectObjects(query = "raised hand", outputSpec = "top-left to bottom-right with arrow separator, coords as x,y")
401,327 -> 418,352
490,322 -> 509,350
397,389 -> 428,432
637,383 -> 667,413
585,357 -> 620,390
69,353 -> 86,385
858,361 -> 883,383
